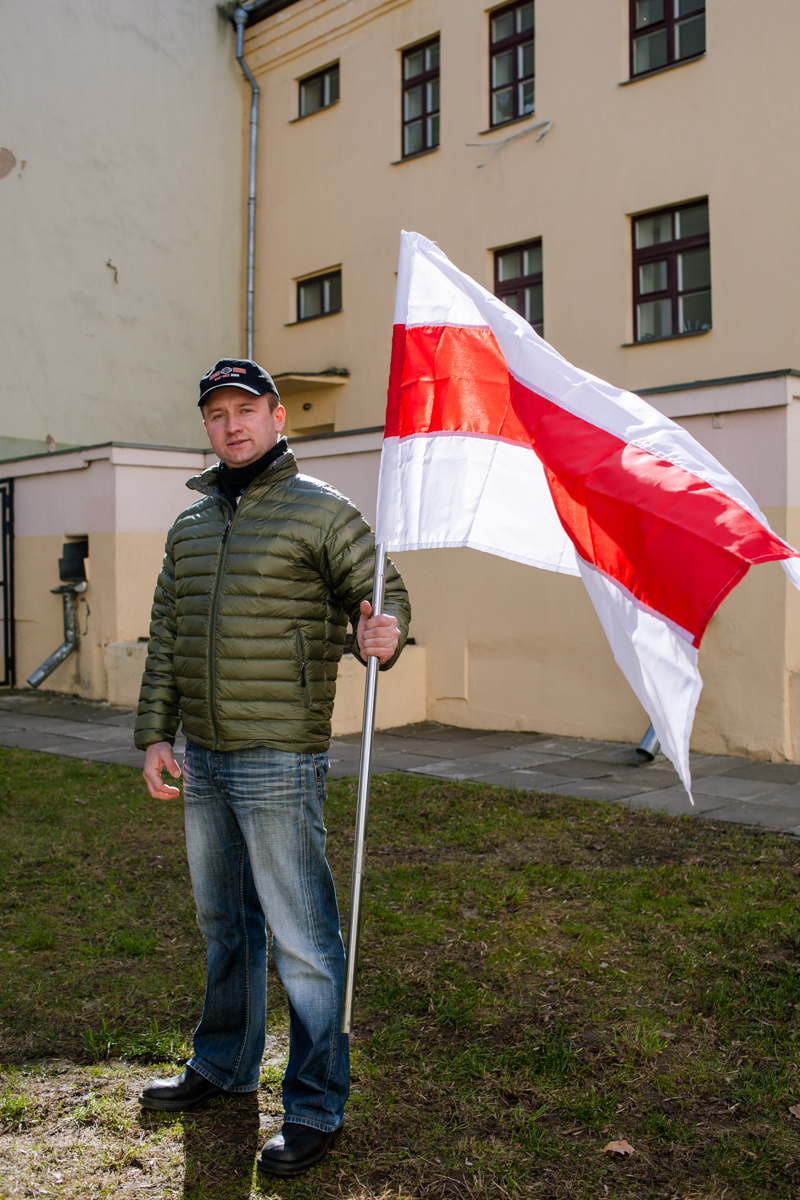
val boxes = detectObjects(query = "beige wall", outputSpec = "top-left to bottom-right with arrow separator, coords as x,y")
0,1 -> 244,457
245,0 -> 800,428
7,445 -> 213,698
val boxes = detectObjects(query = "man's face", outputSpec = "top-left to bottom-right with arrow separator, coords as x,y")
202,388 -> 286,467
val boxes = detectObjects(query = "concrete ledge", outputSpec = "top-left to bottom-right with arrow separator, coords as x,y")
105,641 -> 428,734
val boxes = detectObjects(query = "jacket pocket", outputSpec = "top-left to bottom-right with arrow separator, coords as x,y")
295,628 -> 311,708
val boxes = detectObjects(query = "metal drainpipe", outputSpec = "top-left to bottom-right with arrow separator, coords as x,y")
27,582 -> 87,689
233,7 -> 260,360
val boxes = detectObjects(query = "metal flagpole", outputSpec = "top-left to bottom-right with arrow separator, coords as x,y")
341,541 -> 387,1034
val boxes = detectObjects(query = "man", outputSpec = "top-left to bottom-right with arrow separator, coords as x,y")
134,358 -> 410,1177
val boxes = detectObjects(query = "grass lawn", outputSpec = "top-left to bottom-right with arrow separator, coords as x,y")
2,746 -> 800,1198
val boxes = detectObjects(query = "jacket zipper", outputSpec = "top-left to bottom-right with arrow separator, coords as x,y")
208,502 -> 239,750
295,628 -> 311,708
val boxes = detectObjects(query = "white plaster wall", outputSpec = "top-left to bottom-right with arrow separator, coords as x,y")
0,1 -> 244,454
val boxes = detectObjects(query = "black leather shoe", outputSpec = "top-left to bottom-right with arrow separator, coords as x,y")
138,1065 -> 227,1111
257,1121 -> 342,1176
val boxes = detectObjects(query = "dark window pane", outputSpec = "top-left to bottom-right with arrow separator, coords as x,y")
327,65 -> 340,104
426,42 -> 440,70
676,0 -> 704,15
299,280 -> 322,320
676,202 -> 709,239
300,76 -> 323,116
639,259 -> 668,294
492,87 -> 514,125
427,79 -> 440,111
679,289 -> 711,331
326,274 -> 342,313
404,86 -> 423,121
633,27 -> 668,72
518,1 -> 534,32
404,121 -> 423,156
498,251 -> 522,281
678,247 -> 710,292
523,245 -> 542,275
635,0 -> 664,28
404,49 -> 426,79
635,211 -> 672,248
427,113 -> 440,146
520,78 -> 534,114
637,298 -> 672,340
519,39 -> 534,78
524,283 -> 543,324
491,11 -> 515,42
503,292 -> 521,313
492,49 -> 514,87
675,12 -> 705,58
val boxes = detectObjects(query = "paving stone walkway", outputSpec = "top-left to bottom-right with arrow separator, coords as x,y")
2,691 -> 800,834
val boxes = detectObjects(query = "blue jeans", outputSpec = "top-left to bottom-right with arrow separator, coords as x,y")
181,740 -> 349,1132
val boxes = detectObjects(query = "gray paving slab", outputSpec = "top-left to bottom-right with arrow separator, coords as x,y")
3,698 -> 800,835
692,775 -> 779,801
548,779 -> 652,802
723,761 -> 800,785
696,802 -> 800,831
620,788 -> 728,816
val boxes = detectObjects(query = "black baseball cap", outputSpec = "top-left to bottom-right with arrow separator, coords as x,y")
199,359 -> 280,407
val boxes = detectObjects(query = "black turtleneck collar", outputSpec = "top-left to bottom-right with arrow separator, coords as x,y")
217,438 -> 287,509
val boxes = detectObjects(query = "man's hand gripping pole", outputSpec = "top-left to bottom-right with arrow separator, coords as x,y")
341,542 -> 387,1034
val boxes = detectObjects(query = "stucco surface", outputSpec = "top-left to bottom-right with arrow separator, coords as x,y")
0,1 -> 243,455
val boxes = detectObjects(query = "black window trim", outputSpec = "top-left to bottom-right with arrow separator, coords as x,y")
493,237 -> 543,336
631,198 -> 711,345
401,34 -> 440,161
628,0 -> 706,81
295,268 -> 343,324
296,61 -> 340,120
619,49 -> 705,85
488,0 -> 535,130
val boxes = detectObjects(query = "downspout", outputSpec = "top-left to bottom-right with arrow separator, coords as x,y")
27,582 -> 86,689
233,7 -> 260,360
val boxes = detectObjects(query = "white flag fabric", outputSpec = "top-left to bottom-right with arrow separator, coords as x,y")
376,231 -> 800,795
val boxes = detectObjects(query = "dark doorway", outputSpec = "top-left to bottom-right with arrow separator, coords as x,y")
0,479 -> 15,687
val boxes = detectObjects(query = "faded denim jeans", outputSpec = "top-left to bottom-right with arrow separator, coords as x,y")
182,740 -> 349,1132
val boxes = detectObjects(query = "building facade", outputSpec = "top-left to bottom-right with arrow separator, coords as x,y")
0,0 -> 245,460
237,0 -> 800,759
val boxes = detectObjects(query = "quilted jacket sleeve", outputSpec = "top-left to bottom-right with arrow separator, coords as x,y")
134,530 -> 181,749
319,500 -> 411,671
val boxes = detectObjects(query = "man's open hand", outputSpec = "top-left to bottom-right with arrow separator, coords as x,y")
356,600 -> 400,664
143,741 -> 182,799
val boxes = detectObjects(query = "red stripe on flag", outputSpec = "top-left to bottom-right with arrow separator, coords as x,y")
387,324 -> 794,643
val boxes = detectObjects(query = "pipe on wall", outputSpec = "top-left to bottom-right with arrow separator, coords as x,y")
27,582 -> 86,689
233,6 -> 260,360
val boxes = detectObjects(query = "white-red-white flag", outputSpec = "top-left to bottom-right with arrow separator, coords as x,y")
376,231 -> 800,795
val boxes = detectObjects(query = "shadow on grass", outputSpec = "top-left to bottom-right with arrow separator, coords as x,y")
142,1094 -> 261,1199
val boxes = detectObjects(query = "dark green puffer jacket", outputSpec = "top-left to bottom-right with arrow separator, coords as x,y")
134,449 -> 410,753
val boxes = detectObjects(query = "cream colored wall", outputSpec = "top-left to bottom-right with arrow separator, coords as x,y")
246,0 -> 800,428
8,447 -> 210,698
0,1 -> 243,455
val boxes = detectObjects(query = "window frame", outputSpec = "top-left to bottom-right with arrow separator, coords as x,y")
488,0 -> 535,129
298,62 -> 340,119
493,239 -> 543,336
296,269 -> 342,323
628,0 -> 705,80
631,199 -> 711,343
401,36 -> 440,160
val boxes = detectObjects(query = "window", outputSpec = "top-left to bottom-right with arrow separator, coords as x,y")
402,37 -> 439,158
494,240 -> 543,336
297,270 -> 342,322
489,1 -> 534,127
632,200 -> 710,341
299,63 -> 340,117
630,0 -> 705,78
